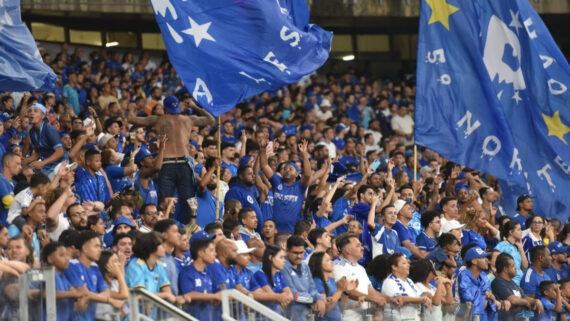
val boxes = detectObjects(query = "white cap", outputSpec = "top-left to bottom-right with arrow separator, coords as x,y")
235,240 -> 255,254
393,199 -> 407,213
320,99 -> 331,107
441,220 -> 465,234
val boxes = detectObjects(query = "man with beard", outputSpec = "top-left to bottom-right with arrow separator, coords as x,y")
455,182 -> 481,216
225,165 -> 263,230
196,157 -> 223,227
207,239 -> 241,319
139,203 -> 159,233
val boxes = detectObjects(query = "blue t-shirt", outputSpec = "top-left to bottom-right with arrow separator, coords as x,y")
75,166 -> 111,203
260,191 -> 274,225
512,212 -> 531,228
54,271 -> 74,321
461,229 -> 487,250
252,270 -> 288,315
104,164 -> 132,194
196,188 -> 223,228
270,173 -> 307,233
313,276 -> 341,321
179,264 -> 215,320
393,220 -> 416,245
236,266 -> 257,291
544,264 -> 570,282
29,121 -> 66,171
222,161 -> 238,177
330,196 -> 350,236
134,171 -> 159,206
521,268 -> 551,297
63,84 -> 80,115
63,259 -> 108,321
539,296 -> 559,321
0,174 -> 14,225
416,232 -> 438,252
495,241 -> 524,286
225,182 -> 263,229
207,261 -> 237,293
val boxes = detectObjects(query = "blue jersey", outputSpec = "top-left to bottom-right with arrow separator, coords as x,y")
134,171 -> 158,206
512,212 -> 531,228
252,270 -> 288,315
63,259 -> 108,321
458,267 -> 491,319
539,296 -> 559,321
372,224 -> 402,255
407,210 -> 422,238
393,220 -> 416,244
104,164 -> 132,194
29,120 -> 66,171
179,264 -> 215,320
416,232 -> 438,252
270,173 -> 307,233
313,276 -> 341,321
521,267 -> 551,297
260,190 -> 274,225
206,261 -> 237,293
225,182 -> 263,229
222,161 -> 237,177
544,264 -> 570,282
75,166 -> 111,203
522,233 -> 544,263
330,196 -> 350,236
461,229 -> 487,250
236,266 -> 257,291
196,188 -> 223,228
0,174 -> 14,225
54,271 -> 73,321
495,241 -> 524,286
125,258 -> 171,294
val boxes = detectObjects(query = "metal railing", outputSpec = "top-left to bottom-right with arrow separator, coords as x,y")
17,267 -> 56,321
221,289 -> 289,321
129,287 -> 198,321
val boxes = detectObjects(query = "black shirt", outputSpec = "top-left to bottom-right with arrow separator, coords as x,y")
491,275 -> 526,320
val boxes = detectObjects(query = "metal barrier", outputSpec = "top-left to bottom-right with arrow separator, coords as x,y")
221,289 -> 289,321
129,287 -> 198,321
16,267 -> 56,321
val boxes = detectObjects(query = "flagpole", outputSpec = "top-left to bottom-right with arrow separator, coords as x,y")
413,145 -> 418,181
215,116 -> 221,220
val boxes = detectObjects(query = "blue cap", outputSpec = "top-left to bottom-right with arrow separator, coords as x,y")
280,161 -> 299,172
464,246 -> 491,262
239,155 -> 253,167
30,103 -> 46,115
135,146 -> 152,164
164,95 -> 181,114
113,216 -> 134,233
300,124 -> 313,132
455,182 -> 469,192
175,87 -> 189,97
548,241 -> 569,254
189,231 -> 215,244
60,131 -> 70,138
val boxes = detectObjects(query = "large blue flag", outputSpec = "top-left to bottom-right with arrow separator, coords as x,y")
151,0 -> 332,116
416,0 -> 570,220
0,0 -> 56,91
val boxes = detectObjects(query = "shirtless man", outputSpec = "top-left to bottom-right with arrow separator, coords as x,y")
128,95 -> 215,224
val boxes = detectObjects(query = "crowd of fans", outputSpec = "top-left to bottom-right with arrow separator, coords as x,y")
0,42 -> 569,321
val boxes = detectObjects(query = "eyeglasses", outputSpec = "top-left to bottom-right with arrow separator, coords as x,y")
145,211 -> 158,216
71,211 -> 88,217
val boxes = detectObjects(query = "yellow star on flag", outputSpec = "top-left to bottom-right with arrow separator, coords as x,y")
425,0 -> 459,30
542,110 -> 570,144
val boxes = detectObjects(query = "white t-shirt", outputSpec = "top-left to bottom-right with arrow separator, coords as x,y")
415,282 -> 442,320
391,114 -> 415,146
7,187 -> 33,224
48,213 -> 70,241
382,274 -> 422,321
333,258 -> 371,321
316,141 -> 337,159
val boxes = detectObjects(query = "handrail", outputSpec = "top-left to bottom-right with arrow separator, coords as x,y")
221,289 -> 289,321
128,287 -> 198,321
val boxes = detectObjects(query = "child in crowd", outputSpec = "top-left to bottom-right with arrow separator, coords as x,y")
538,281 -> 564,321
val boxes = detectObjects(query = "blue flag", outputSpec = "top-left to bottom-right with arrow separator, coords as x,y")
151,0 -> 332,116
0,0 -> 56,91
416,0 -> 570,220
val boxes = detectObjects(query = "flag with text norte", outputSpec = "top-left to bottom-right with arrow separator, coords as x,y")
151,0 -> 332,116
0,0 -> 56,91
416,0 -> 570,220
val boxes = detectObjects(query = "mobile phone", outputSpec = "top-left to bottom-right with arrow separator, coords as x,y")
371,159 -> 381,171
266,141 -> 274,155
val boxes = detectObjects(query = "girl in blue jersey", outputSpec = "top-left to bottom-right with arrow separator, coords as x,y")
522,215 -> 545,263
252,244 -> 293,315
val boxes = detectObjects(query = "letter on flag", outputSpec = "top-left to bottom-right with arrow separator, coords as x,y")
416,0 -> 569,219
150,0 -> 332,116
0,0 -> 57,91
